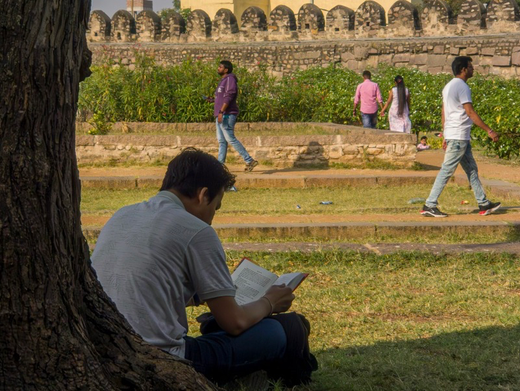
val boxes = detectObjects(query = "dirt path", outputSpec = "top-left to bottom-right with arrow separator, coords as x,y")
81,207 -> 520,227
79,149 -> 519,184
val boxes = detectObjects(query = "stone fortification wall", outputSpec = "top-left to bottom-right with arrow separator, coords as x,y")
89,34 -> 520,78
89,1 -> 520,42
75,122 -> 417,168
88,1 -> 520,78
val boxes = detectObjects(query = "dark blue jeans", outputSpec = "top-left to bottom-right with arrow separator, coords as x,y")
184,318 -> 287,384
361,112 -> 378,128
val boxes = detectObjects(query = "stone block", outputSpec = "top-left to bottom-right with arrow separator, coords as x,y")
410,53 -> 428,65
341,51 -> 355,61
76,135 -> 96,146
433,45 -> 445,54
492,55 -> 511,66
426,55 -> 448,67
393,53 -> 411,63
354,46 -> 370,60
482,47 -> 495,56
512,51 -> 520,65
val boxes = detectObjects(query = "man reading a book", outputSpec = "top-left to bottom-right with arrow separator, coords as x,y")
92,148 -> 316,386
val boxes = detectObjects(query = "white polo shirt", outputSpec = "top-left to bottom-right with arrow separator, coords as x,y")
442,78 -> 473,140
92,191 -> 236,358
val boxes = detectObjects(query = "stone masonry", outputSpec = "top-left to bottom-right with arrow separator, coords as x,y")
75,122 -> 417,168
90,34 -> 520,78
88,2 -> 520,77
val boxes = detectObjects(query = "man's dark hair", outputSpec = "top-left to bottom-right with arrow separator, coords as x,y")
220,60 -> 233,74
160,148 -> 236,202
362,70 -> 371,79
452,56 -> 472,76
421,136 -> 428,141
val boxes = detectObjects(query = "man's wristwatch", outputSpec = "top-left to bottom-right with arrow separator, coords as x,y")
219,110 -> 224,114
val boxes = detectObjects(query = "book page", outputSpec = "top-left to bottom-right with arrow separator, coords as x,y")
232,258 -> 278,305
274,272 -> 308,291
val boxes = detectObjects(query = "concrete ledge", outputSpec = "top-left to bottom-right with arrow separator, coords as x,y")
237,175 -> 306,189
214,222 -> 376,240
221,242 -> 520,255
454,174 -> 520,200
375,221 -> 518,238
80,174 -> 441,189
81,176 -> 138,189
83,221 -> 520,243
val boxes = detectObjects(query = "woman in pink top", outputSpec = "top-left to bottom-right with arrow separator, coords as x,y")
380,75 -> 411,133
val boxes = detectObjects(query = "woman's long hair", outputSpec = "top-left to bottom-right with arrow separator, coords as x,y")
395,75 -> 406,117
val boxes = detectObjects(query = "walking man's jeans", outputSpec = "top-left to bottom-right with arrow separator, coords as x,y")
426,140 -> 489,207
216,114 -> 253,164
361,112 -> 378,128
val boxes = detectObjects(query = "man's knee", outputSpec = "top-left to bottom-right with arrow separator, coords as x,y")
253,318 -> 287,358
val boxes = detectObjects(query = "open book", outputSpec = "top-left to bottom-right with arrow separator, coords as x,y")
231,257 -> 308,305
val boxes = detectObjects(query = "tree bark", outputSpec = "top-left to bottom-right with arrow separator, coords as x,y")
0,1 -> 217,389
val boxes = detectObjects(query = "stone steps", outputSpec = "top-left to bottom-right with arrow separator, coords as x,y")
80,159 -> 520,245
80,174 -> 437,189
83,220 -> 520,245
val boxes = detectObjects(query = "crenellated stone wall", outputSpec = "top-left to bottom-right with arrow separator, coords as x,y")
89,0 -> 520,42
88,2 -> 520,78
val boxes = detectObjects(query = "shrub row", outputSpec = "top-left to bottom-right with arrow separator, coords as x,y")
78,55 -> 520,158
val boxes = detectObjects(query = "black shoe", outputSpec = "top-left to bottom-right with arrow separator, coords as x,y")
420,205 -> 448,217
245,160 -> 258,172
479,201 -> 501,216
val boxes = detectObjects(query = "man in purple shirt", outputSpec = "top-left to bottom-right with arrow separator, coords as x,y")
208,60 -> 258,172
353,70 -> 384,129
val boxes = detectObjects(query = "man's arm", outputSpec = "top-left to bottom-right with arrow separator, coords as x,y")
206,284 -> 294,336
376,85 -> 383,110
353,85 -> 361,114
380,89 -> 393,116
463,102 -> 499,142
441,105 -> 447,150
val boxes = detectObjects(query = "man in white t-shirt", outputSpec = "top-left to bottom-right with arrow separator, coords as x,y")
421,56 -> 501,217
92,148 -> 316,387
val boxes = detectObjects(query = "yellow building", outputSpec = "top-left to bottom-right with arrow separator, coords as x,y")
181,0 -> 398,22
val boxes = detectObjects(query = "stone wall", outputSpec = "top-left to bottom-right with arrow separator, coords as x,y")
75,122 -> 417,168
89,1 -> 520,42
89,35 -> 520,78
88,2 -> 520,77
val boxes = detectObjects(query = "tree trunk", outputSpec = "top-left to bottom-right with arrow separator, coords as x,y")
0,1 -> 217,389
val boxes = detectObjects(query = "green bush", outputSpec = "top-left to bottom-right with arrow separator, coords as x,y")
79,57 -> 520,159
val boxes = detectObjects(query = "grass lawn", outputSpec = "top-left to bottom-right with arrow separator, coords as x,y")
186,250 -> 520,390
81,184 -> 518,218
81,184 -> 520,244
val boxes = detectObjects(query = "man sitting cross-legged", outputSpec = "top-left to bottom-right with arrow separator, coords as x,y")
92,148 -> 316,387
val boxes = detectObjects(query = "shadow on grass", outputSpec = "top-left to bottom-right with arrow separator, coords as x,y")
314,323 -> 520,390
